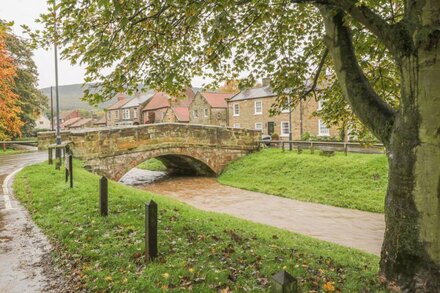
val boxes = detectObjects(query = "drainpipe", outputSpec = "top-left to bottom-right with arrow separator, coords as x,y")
289,96 -> 292,150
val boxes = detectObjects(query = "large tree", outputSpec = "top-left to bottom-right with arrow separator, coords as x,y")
0,23 -> 23,140
34,0 -> 439,290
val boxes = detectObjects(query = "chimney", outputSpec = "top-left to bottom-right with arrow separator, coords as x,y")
262,77 -> 271,87
117,93 -> 125,101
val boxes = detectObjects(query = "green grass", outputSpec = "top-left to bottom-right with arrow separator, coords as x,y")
219,149 -> 388,213
137,158 -> 167,171
0,148 -> 29,156
13,161 -> 387,292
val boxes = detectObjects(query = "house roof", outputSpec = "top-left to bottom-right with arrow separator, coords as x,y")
70,118 -> 92,128
142,92 -> 171,111
122,90 -> 155,109
61,117 -> 82,128
228,85 -> 277,102
202,92 -> 236,108
60,110 -> 78,120
107,94 -> 130,110
171,107 -> 189,122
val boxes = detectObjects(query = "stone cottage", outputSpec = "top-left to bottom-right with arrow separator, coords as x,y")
189,92 -> 235,126
227,81 -> 338,140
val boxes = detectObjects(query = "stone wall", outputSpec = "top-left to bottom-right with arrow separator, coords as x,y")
37,131 -> 71,150
38,123 -> 260,180
189,94 -> 227,126
228,96 -> 339,139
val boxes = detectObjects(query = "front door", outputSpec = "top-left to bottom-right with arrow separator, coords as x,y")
267,122 -> 275,135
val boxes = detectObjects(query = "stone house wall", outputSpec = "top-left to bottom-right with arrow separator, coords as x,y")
227,96 -> 339,140
189,94 -> 227,126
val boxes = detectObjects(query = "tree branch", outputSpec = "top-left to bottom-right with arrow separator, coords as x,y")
292,0 -> 412,57
301,47 -> 328,100
320,6 -> 396,145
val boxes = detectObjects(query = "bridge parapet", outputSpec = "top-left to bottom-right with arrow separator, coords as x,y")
38,123 -> 260,180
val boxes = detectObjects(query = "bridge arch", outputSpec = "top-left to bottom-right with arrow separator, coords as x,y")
38,123 -> 260,181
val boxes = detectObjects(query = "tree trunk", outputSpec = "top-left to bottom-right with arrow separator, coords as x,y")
320,2 -> 440,290
380,35 -> 440,293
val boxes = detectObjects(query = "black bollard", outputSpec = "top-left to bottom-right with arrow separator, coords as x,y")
99,176 -> 108,216
145,200 -> 158,263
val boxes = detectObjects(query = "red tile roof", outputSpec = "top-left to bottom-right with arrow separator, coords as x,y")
70,118 -> 92,128
202,92 -> 235,108
107,96 -> 128,110
143,92 -> 171,111
172,107 -> 189,122
61,117 -> 82,128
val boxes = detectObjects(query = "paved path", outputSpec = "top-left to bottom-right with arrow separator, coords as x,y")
0,151 -> 63,293
129,170 -> 385,255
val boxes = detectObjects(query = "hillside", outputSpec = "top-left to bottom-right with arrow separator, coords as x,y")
40,83 -> 118,111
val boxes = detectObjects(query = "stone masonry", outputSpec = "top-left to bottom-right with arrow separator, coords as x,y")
38,123 -> 260,181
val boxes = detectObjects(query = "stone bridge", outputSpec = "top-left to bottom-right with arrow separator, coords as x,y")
38,123 -> 260,181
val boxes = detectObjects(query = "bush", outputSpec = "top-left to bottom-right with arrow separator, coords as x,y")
271,133 -> 279,140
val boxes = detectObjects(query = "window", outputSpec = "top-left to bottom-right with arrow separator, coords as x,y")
107,111 -> 111,119
204,108 -> 209,117
233,123 -> 240,128
254,101 -> 262,114
318,119 -> 330,136
255,122 -> 263,130
133,108 -> 137,119
123,109 -> 130,119
39,121 -> 44,125
193,109 -> 198,118
115,110 -> 119,120
233,103 -> 240,116
281,121 -> 290,137
318,100 -> 324,110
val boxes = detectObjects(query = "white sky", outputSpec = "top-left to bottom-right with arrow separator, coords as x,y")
0,0 -> 207,89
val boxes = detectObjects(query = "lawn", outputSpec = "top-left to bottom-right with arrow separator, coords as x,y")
218,149 -> 388,213
0,148 -> 29,156
13,161 -> 387,292
137,158 -> 167,171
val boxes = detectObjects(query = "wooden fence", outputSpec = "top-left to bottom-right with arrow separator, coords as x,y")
259,140 -> 385,155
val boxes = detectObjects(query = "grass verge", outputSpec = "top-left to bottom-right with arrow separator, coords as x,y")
13,161 -> 386,292
137,158 -> 167,171
218,149 -> 388,213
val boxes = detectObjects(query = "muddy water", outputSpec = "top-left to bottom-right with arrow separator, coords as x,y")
121,168 -> 385,255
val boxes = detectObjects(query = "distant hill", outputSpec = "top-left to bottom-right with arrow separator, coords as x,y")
40,83 -> 118,111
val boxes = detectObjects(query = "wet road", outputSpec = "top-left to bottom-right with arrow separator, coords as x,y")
122,168 -> 385,255
0,151 -> 61,293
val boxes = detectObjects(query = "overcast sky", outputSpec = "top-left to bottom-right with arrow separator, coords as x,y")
0,0 -> 207,89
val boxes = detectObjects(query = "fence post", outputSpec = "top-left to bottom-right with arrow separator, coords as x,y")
69,154 -> 73,188
99,176 -> 108,216
310,141 -> 314,154
344,143 -> 348,156
282,141 -> 285,152
48,148 -> 53,165
145,200 -> 158,263
2,143 -> 6,152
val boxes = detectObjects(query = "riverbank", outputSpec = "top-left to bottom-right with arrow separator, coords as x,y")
218,149 -> 388,213
13,161 -> 387,292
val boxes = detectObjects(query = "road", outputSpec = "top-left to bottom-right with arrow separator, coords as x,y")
0,151 -> 66,293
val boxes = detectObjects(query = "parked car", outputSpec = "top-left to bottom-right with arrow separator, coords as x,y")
261,134 -> 272,146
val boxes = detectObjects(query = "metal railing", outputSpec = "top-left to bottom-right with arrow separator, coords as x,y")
259,140 -> 385,155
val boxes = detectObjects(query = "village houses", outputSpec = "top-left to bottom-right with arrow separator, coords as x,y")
189,92 -> 235,126
106,93 -> 129,126
227,79 -> 338,140
119,90 -> 155,126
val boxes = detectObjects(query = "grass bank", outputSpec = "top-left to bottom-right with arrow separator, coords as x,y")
13,161 -> 386,292
219,149 -> 388,213
137,158 -> 167,171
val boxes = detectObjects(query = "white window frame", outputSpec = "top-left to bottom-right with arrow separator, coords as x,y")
318,119 -> 330,136
115,110 -> 119,120
254,100 -> 262,115
133,108 -> 137,119
204,108 -> 209,117
280,121 -> 290,137
233,123 -> 240,128
123,109 -> 130,119
318,100 -> 324,110
255,122 -> 263,130
107,111 -> 111,119
233,103 -> 240,116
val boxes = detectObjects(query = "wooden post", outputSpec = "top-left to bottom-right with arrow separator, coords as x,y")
2,143 -> 5,152
68,154 -> 73,188
282,141 -> 285,152
344,143 -> 348,156
145,200 -> 158,263
99,176 -> 108,216
271,271 -> 299,293
310,141 -> 314,154
48,148 -> 53,165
